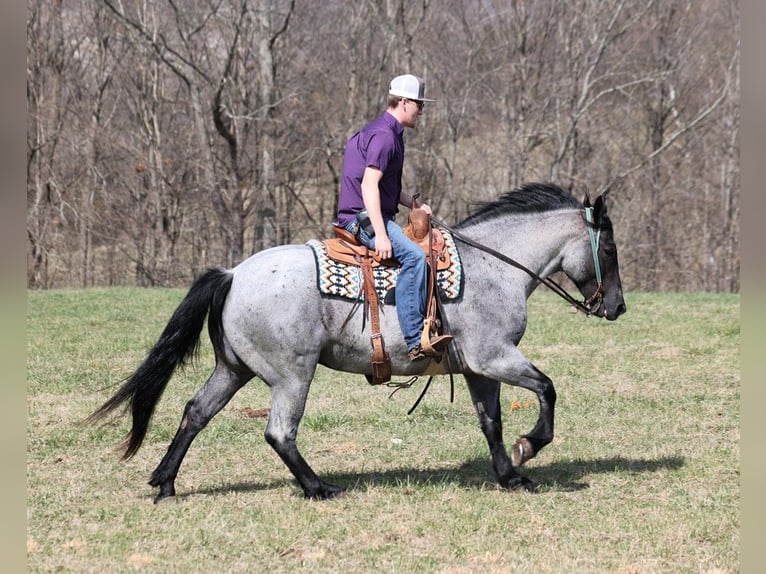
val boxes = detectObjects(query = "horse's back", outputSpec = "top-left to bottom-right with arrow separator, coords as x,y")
228,244 -> 321,313
231,243 -> 317,292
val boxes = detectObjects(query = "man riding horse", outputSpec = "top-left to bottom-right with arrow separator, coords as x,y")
333,73 -> 452,361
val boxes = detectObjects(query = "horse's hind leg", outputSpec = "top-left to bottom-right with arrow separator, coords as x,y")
465,374 -> 534,492
149,362 -> 252,503
264,377 -> 343,500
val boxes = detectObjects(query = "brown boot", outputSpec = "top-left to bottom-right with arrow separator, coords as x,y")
408,345 -> 429,361
408,334 -> 453,361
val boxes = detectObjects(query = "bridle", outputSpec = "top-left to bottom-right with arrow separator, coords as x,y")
582,206 -> 605,313
430,209 -> 605,317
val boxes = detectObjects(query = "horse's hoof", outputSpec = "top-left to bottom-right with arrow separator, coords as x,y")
153,493 -> 177,504
153,483 -> 177,504
508,476 -> 536,493
511,437 -> 535,467
306,483 -> 345,500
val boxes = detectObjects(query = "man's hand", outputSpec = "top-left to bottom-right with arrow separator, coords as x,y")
375,234 -> 393,259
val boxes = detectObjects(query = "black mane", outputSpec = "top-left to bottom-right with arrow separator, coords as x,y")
457,182 -> 582,228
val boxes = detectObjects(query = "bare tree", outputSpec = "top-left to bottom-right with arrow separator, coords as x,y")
26,0 -> 740,292
251,0 -> 296,251
27,0 -> 69,288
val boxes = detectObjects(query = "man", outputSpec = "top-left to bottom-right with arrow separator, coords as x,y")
334,74 -> 452,361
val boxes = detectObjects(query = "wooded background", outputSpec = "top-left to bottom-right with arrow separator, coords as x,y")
27,0 -> 739,292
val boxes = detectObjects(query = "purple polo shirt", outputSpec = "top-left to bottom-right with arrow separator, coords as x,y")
335,111 -> 404,227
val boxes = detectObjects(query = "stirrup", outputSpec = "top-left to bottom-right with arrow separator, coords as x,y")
419,318 -> 452,354
409,334 -> 453,361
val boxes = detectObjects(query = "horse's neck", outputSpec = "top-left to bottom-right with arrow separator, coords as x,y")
466,210 -> 582,278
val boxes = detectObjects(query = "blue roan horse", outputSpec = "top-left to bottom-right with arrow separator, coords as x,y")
90,182 -> 626,502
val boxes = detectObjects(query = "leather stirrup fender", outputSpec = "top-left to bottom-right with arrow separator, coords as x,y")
360,258 -> 391,384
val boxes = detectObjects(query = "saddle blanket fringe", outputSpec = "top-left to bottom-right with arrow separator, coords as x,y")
306,232 -> 463,303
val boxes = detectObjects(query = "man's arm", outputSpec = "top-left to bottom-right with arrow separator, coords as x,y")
361,166 -> 393,259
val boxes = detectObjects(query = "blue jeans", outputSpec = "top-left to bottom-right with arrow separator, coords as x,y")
345,218 -> 427,350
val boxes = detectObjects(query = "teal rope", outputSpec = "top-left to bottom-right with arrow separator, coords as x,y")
584,207 -> 602,284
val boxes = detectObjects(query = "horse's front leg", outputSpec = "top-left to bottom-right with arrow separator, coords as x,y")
465,374 -> 534,492
505,359 -> 557,468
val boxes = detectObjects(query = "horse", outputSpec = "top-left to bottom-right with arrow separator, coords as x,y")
89,182 -> 626,502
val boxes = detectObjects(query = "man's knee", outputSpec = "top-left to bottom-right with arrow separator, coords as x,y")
399,242 -> 426,268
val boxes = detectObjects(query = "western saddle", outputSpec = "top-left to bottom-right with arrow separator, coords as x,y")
323,208 -> 453,384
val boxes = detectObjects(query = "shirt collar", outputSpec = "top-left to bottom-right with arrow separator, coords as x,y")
383,111 -> 405,136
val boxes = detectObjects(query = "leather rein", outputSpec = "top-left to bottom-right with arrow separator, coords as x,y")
430,208 -> 605,317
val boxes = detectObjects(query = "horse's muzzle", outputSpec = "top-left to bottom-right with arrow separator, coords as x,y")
604,300 -> 627,320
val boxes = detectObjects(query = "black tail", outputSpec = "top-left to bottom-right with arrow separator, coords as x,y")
87,267 -> 234,459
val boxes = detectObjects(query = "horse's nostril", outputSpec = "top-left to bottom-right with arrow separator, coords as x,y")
617,302 -> 627,316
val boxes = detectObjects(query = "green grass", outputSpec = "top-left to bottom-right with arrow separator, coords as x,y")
27,289 -> 739,573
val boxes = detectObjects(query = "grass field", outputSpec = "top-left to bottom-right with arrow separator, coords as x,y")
27,288 -> 739,573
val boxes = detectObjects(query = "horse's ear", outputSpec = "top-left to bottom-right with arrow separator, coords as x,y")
582,193 -> 592,208
594,192 -> 609,217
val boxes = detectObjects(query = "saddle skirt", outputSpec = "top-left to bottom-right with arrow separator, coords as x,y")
306,228 -> 464,303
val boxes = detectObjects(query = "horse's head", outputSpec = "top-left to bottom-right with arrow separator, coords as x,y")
564,193 -> 626,320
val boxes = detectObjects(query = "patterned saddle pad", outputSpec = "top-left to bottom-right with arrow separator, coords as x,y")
306,231 -> 463,303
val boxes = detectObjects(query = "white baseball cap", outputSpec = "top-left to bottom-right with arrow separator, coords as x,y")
388,74 -> 435,102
